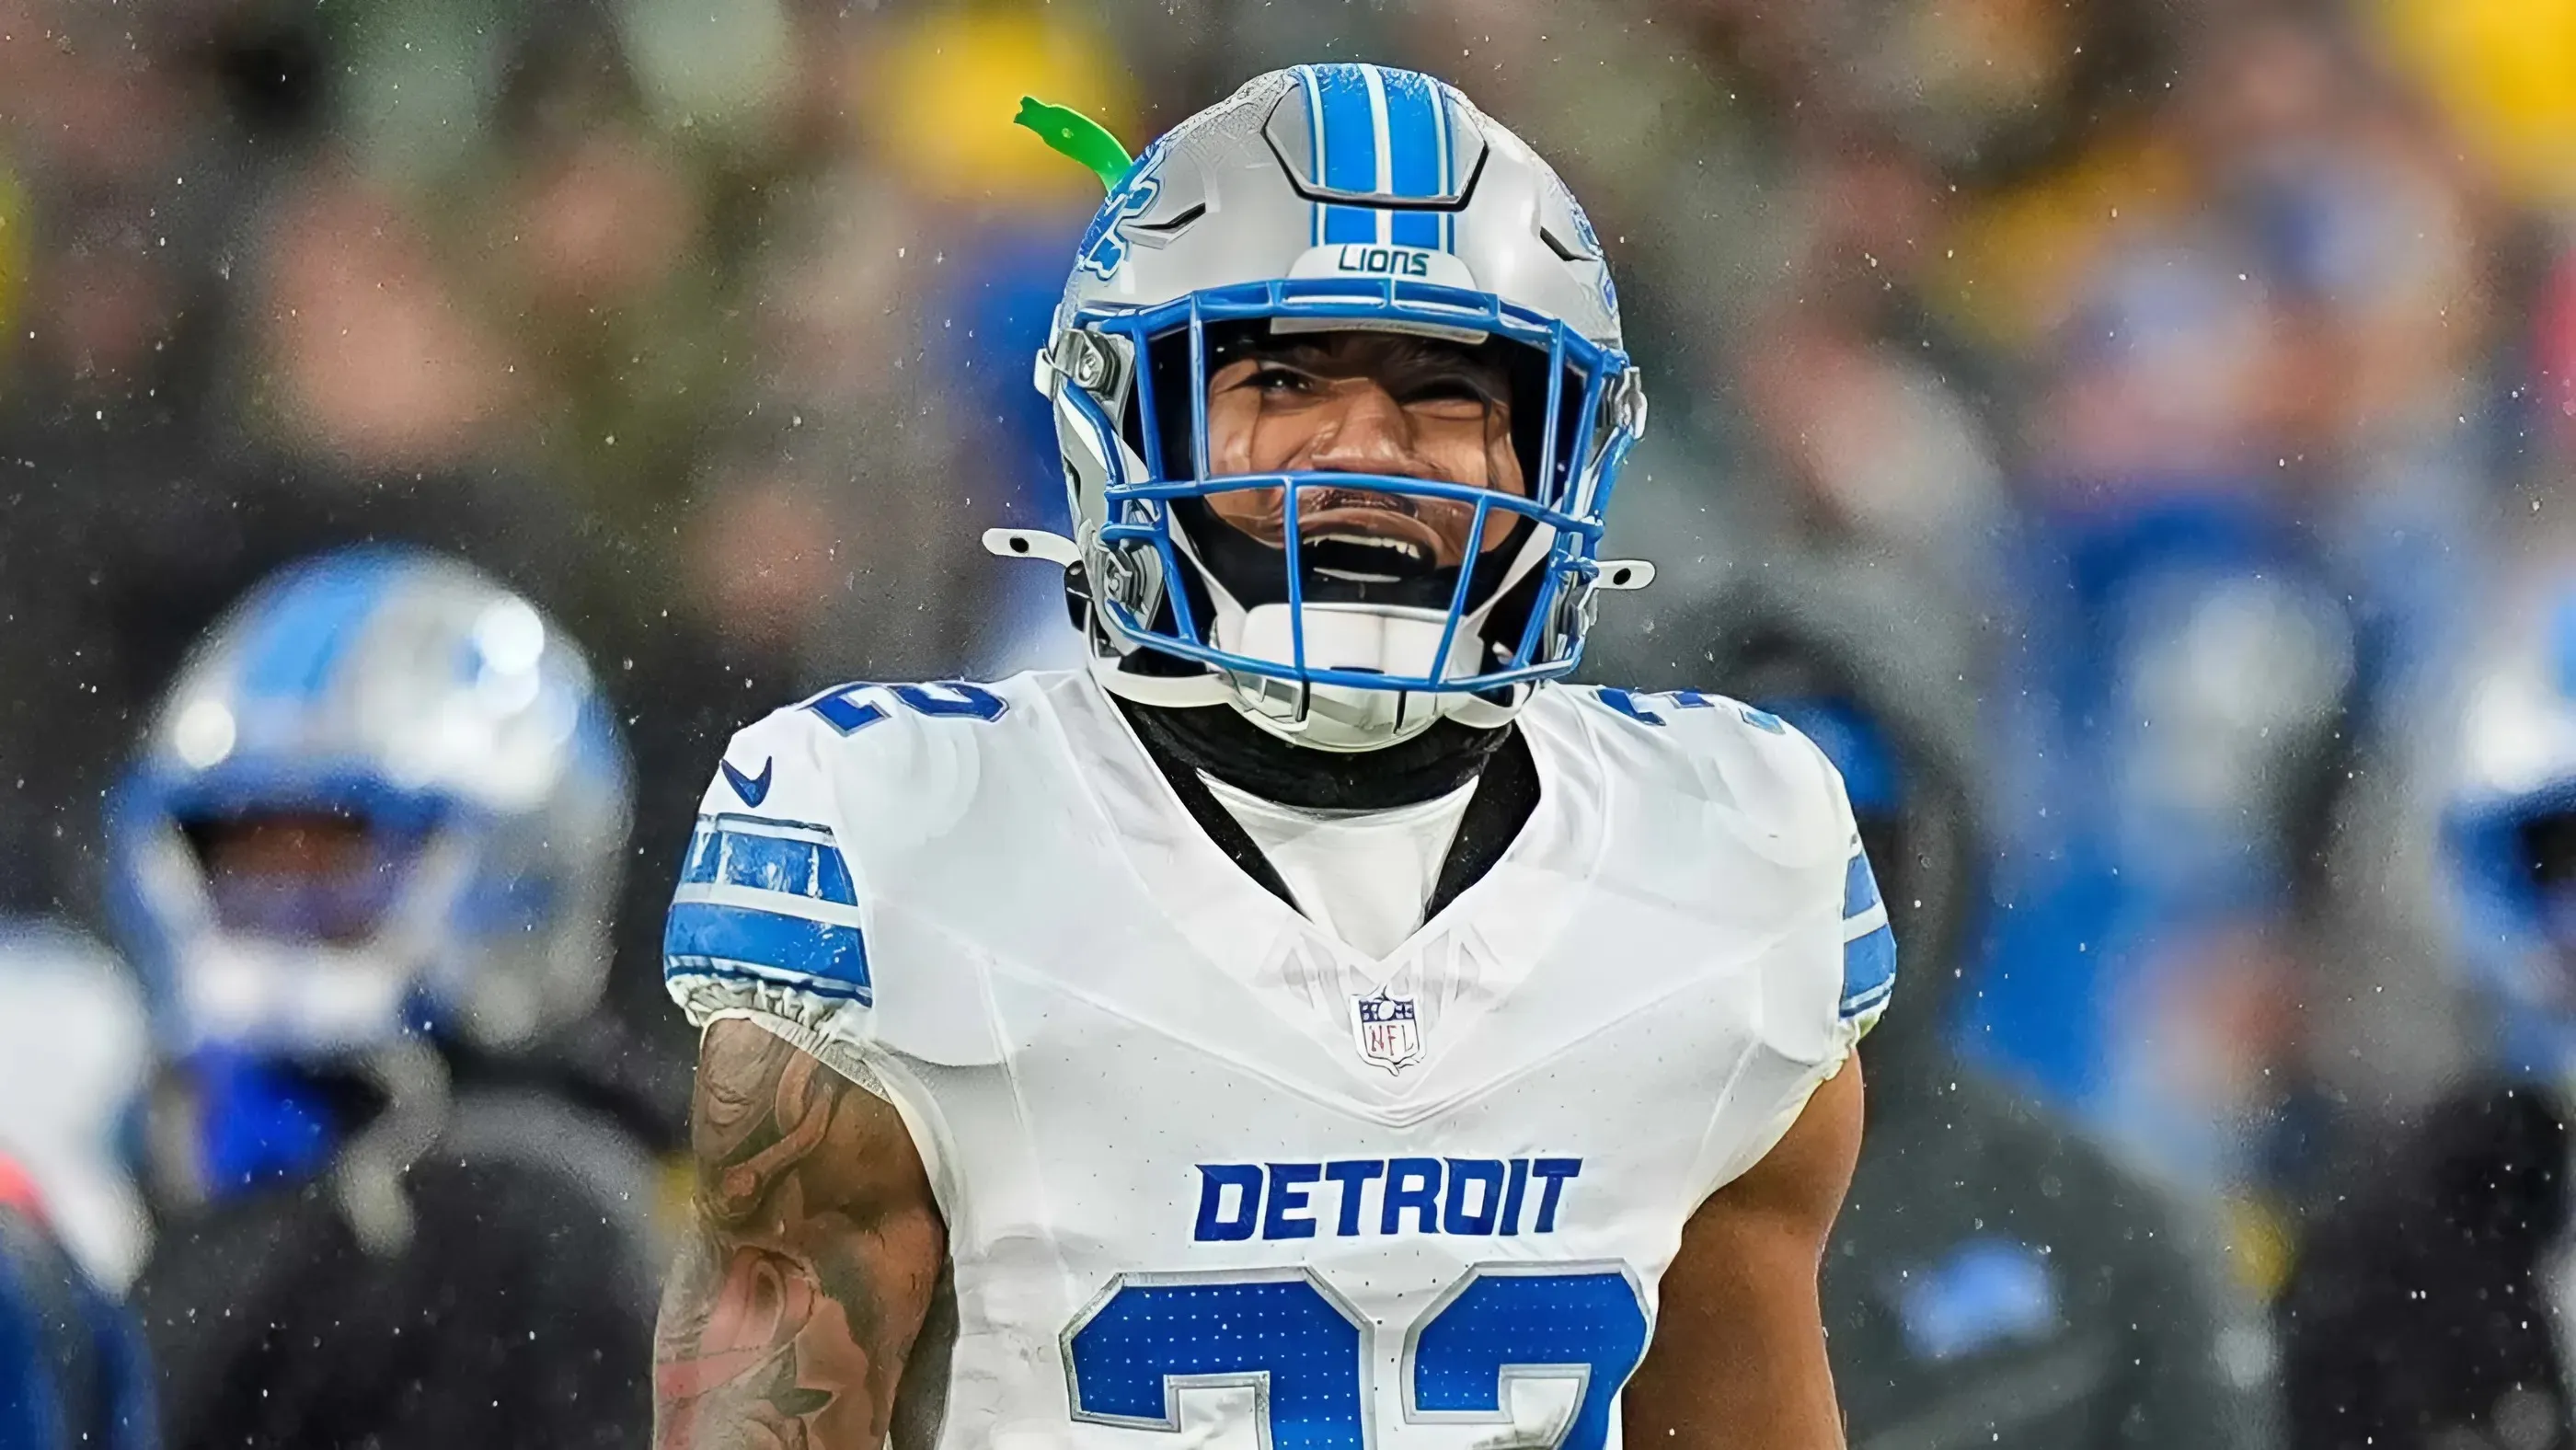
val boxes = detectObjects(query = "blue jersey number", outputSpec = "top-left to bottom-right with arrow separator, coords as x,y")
803,681 -> 1007,734
1595,686 -> 1783,734
1065,1271 -> 1369,1450
1064,1262 -> 1650,1449
1407,1266 -> 1652,1449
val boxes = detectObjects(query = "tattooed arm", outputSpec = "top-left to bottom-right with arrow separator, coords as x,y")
656,1018 -> 948,1450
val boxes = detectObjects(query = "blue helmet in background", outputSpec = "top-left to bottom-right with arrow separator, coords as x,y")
1018,64 -> 1652,752
107,548 -> 632,1067
2444,578 -> 2576,1076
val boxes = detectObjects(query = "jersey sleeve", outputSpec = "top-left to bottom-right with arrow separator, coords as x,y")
1735,696 -> 1897,1061
1837,823 -> 1897,1044
1754,724 -> 1893,1180
1636,689 -> 1895,1198
662,704 -> 881,1076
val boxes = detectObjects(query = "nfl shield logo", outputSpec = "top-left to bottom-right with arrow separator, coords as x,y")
1351,987 -> 1423,1076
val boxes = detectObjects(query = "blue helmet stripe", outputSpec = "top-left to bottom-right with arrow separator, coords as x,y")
2552,593 -> 2576,701
1434,82 -> 1455,249
236,551 -> 407,702
1379,67 -> 1444,248
1363,63 -> 1394,243
1298,64 -> 1327,246
1312,64 -> 1378,245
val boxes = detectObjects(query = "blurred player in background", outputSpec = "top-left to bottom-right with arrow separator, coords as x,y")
0,1152 -> 155,1450
2281,558 -> 2576,1447
108,548 -> 671,1449
0,924 -> 157,1450
653,65 -> 1892,1449
1639,561 -> 2276,1449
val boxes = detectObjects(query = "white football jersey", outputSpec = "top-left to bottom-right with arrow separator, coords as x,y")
665,670 -> 1892,1450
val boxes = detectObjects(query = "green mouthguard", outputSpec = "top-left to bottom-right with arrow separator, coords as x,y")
1015,96 -> 1133,191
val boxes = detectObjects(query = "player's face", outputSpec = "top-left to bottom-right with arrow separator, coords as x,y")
1201,331 -> 1524,573
188,811 -> 413,945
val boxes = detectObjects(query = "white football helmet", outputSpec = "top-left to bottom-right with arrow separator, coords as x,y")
107,548 -> 633,1062
999,64 -> 1651,752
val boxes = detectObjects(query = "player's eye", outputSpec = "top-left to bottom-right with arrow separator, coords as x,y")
1248,365 -> 1317,397
1407,378 -> 1488,403
1400,373 -> 1501,414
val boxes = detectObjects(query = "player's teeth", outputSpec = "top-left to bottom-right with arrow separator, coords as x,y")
1314,534 -> 1427,563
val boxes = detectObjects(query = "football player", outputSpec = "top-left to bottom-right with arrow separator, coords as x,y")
0,1152 -> 156,1450
108,548 -> 668,1449
656,66 -> 1891,1448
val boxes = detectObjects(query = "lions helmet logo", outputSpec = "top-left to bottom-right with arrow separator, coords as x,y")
1565,193 -> 1616,316
1075,148 -> 1165,282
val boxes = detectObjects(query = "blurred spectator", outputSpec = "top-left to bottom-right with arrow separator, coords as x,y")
113,551 -> 669,1449
1597,555 -> 2277,1450
2279,536 -> 2576,1447
1917,7 -> 2497,1214
0,920 -> 153,1292
791,0 -> 1138,680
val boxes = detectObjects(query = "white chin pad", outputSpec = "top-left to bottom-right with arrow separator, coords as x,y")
1228,603 -> 1480,684
1214,604 -> 1493,750
181,942 -> 415,1057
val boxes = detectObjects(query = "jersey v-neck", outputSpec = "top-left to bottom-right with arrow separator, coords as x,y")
1115,701 -> 1546,956
1201,774 -> 1477,959
1045,673 -> 1609,1100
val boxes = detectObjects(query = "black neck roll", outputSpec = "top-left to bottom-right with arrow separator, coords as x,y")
1117,698 -> 1509,811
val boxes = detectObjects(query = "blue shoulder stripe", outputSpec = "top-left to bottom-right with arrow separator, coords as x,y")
678,818 -> 857,905
1843,849 -> 1881,920
1843,924 -> 1896,1019
663,902 -> 870,1004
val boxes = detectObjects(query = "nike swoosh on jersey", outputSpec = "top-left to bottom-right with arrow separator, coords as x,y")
720,756 -> 775,807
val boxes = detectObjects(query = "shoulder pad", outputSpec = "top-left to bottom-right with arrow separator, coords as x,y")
666,702 -> 874,1018
782,679 -> 1022,850
663,679 -> 1026,1042
1579,685 -> 1848,862
689,701 -> 849,830
1577,684 -> 1892,1030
